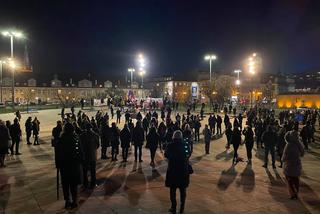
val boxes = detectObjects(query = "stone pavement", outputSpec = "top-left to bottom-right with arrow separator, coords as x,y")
0,108 -> 320,214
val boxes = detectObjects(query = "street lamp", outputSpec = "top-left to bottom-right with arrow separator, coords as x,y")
2,30 -> 24,108
139,69 -> 146,88
204,54 -> 217,82
234,69 -> 242,86
247,53 -> 258,107
128,67 -> 135,88
0,60 -> 6,103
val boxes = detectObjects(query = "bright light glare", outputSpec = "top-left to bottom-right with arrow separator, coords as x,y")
204,54 -> 217,61
128,68 -> 135,72
13,32 -> 23,38
252,53 -> 257,57
139,70 -> 145,76
2,31 -> 9,36
248,61 -> 255,66
234,69 -> 242,73
235,79 -> 241,85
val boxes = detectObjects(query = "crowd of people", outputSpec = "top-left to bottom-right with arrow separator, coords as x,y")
0,104 -> 319,213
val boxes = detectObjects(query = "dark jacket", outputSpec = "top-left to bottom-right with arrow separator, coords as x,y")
146,127 -> 159,150
120,127 -> 131,148
231,128 -> 242,146
242,127 -> 254,145
262,129 -> 277,148
10,122 -> 21,141
100,123 -> 111,147
132,126 -> 145,146
25,119 -> 32,133
57,132 -> 83,184
165,139 -> 190,188
80,130 -> 100,162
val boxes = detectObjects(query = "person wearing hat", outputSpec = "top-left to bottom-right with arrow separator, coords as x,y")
80,123 -> 100,189
165,130 -> 191,214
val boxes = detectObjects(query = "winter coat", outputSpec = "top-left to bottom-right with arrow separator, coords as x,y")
100,124 -> 111,147
146,128 -> 159,150
261,129 -> 277,148
282,130 -> 304,177
165,139 -> 190,188
132,126 -> 145,146
0,124 -> 11,154
57,132 -> 83,184
80,130 -> 100,162
203,128 -> 212,143
120,127 -> 131,148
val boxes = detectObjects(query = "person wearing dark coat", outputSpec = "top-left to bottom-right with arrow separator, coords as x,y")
225,123 -> 232,149
262,125 -> 277,169
125,110 -> 130,123
216,115 -> 222,135
300,122 -> 310,150
136,112 -> 142,121
224,113 -> 230,131
165,130 -> 191,214
182,124 -> 193,154
242,125 -> 254,164
0,120 -> 11,167
9,118 -> 22,155
193,118 -> 201,142
277,126 -> 287,168
158,122 -> 167,152
32,117 -> 40,145
57,122 -> 83,209
80,123 -> 100,189
110,122 -> 120,161
116,108 -> 122,123
208,114 -> 216,135
231,125 -> 242,164
146,125 -> 159,168
52,121 -> 63,168
203,125 -> 212,154
25,117 -> 33,145
142,117 -> 149,135
132,121 -> 145,162
120,124 -> 131,162
282,123 -> 304,200
100,121 -> 111,159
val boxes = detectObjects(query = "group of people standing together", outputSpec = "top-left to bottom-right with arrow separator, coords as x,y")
0,115 -> 40,167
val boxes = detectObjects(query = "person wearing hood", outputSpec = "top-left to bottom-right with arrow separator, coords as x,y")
282,122 -> 304,200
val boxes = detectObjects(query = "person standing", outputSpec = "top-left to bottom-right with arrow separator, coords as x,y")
120,124 -> 131,162
282,122 -> 304,200
262,125 -> 277,169
110,122 -> 120,161
146,125 -> 160,168
203,125 -> 212,154
182,124 -> 193,154
208,114 -> 216,135
132,121 -> 145,162
100,121 -> 111,159
57,123 -> 83,209
165,130 -> 191,214
216,115 -> 222,135
116,108 -> 121,124
25,117 -> 33,145
80,124 -> 100,189
10,118 -> 22,155
52,121 -> 63,169
231,125 -> 242,165
194,117 -> 201,142
224,113 -> 230,131
225,123 -> 232,149
242,125 -> 254,164
32,117 -> 40,145
277,125 -> 287,168
300,122 -> 310,150
0,120 -> 11,167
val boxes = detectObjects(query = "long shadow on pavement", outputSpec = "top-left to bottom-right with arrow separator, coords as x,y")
217,165 -> 238,191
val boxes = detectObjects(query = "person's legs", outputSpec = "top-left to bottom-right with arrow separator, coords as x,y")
270,147 -> 276,168
10,140 -> 15,155
90,161 -> 96,188
170,187 -> 177,212
15,140 -> 20,154
101,143 -> 107,159
205,143 -> 210,154
82,164 -> 88,188
70,183 -> 78,207
293,176 -> 300,195
139,145 -> 143,162
26,132 -> 31,144
134,145 -> 138,161
246,144 -> 252,161
286,176 -> 296,197
179,187 -> 186,213
263,148 -> 269,166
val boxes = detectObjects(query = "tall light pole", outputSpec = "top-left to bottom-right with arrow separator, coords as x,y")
234,69 -> 241,86
128,68 -> 135,88
139,69 -> 145,88
204,54 -> 217,82
0,60 -> 6,103
247,53 -> 258,108
137,53 -> 147,88
2,31 -> 24,108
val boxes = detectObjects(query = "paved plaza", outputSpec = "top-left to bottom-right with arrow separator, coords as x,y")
0,108 -> 320,214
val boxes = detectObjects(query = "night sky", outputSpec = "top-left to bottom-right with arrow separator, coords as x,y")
0,0 -> 320,82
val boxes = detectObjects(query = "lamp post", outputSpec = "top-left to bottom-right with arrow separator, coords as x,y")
139,69 -> 145,88
0,60 -> 6,103
2,31 -> 23,108
247,53 -> 258,108
128,68 -> 135,88
204,54 -> 217,82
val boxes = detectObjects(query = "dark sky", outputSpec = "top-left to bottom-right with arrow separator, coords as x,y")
0,0 -> 320,82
